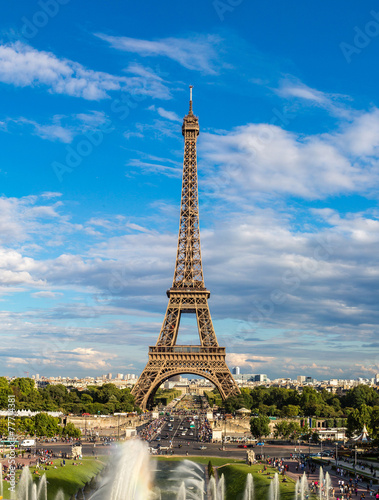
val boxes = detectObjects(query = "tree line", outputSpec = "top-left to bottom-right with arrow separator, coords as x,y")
0,412 -> 81,438
206,384 -> 379,442
0,377 -> 138,415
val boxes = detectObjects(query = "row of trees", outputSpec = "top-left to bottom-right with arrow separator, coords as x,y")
249,406 -> 379,443
221,385 -> 379,418
0,413 -> 81,438
0,377 -> 138,415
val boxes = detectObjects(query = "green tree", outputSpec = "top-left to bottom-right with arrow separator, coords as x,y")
274,421 -> 290,438
81,394 -> 93,404
287,421 -> 302,439
207,460 -> 215,478
370,406 -> 379,441
0,378 -> 13,409
62,422 -> 81,438
34,413 -> 60,437
346,404 -> 372,437
281,405 -> 300,418
11,378 -> 35,397
311,431 -> 320,443
0,418 -> 8,436
250,415 -> 270,440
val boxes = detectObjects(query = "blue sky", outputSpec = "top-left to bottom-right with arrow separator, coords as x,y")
0,0 -> 379,381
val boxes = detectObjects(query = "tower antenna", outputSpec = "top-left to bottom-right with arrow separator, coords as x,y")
189,85 -> 193,113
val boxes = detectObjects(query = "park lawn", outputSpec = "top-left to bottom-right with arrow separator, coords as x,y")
220,464 -> 296,500
26,457 -> 105,500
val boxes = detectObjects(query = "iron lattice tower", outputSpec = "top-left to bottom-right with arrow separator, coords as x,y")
132,87 -> 240,409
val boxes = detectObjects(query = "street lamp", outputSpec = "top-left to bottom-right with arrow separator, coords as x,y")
335,442 -> 338,466
222,417 -> 226,451
354,445 -> 357,469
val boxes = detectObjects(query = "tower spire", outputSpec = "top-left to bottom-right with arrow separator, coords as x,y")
189,85 -> 193,114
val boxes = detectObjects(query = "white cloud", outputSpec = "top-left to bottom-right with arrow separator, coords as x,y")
16,117 -> 74,143
0,42 -> 171,100
157,107 -> 181,122
336,108 -> 379,156
127,158 -> 182,177
67,347 -> 117,370
276,78 -> 352,118
200,109 -> 379,200
40,192 -> 62,199
32,291 -> 63,299
0,42 -> 120,100
148,105 -> 181,122
96,33 -> 222,74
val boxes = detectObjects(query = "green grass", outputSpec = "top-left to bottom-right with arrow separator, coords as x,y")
221,464 -> 296,500
4,457 -> 107,500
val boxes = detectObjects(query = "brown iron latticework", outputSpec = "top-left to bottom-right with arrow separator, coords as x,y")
132,87 -> 240,409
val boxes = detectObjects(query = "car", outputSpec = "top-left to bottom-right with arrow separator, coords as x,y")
198,446 -> 207,450
181,432 -> 186,436
189,432 -> 193,436
238,444 -> 247,448
156,437 -> 161,441
257,442 -> 265,446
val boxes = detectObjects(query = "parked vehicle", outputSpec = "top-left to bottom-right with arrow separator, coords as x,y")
20,439 -> 35,447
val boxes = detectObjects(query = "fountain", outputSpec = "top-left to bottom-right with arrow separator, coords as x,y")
317,466 -> 331,500
207,476 -> 217,499
11,466 -> 61,500
295,473 -> 309,500
243,473 -> 254,500
268,473 -> 280,500
89,440 -> 155,499
0,439 -> 287,499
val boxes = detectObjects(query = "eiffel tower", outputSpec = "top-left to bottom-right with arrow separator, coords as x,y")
132,87 -> 240,409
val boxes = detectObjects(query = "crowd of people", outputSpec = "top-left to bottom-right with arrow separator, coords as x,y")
197,417 -> 212,442
139,417 -> 166,442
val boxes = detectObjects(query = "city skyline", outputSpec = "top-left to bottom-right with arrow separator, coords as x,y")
0,2 -> 379,380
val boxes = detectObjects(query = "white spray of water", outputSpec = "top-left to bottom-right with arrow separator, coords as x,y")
37,474 -> 47,500
177,482 -> 186,500
217,474 -> 225,500
268,473 -> 280,500
243,473 -> 254,500
295,472 -> 309,500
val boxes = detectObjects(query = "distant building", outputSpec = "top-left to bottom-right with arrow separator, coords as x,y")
107,373 -> 112,380
305,376 -> 316,383
232,366 -> 240,375
233,373 -> 268,383
116,373 -> 124,379
297,376 -> 306,383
